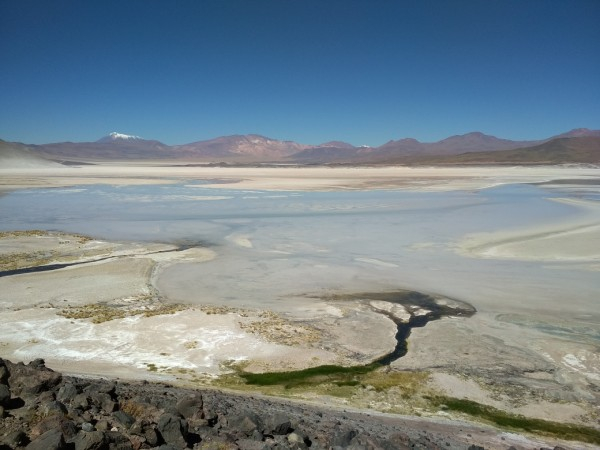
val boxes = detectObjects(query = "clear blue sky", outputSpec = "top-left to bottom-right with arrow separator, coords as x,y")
1,1 -> 599,146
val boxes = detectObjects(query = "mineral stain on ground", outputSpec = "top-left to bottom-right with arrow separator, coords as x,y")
239,290 -> 476,386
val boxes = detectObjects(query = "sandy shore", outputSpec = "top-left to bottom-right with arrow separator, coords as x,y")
457,197 -> 600,264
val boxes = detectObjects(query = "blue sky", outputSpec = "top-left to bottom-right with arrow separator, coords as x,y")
1,1 -> 599,146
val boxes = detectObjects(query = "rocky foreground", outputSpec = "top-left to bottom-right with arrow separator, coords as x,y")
0,359 -> 574,450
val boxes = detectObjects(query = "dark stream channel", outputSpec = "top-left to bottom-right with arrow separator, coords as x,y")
241,291 -> 476,386
365,290 -> 477,366
0,242 -> 205,278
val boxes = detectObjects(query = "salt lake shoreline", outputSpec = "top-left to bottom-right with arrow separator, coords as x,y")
1,162 -> 599,193
1,163 -> 599,447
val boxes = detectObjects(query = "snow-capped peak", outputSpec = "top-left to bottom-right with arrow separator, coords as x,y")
108,132 -> 141,140
98,132 -> 142,142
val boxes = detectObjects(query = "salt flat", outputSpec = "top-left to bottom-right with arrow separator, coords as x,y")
1,163 -> 599,192
0,163 -> 599,433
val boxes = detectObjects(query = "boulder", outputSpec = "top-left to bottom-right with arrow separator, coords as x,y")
113,410 -> 136,429
71,392 -> 90,410
2,430 -> 27,448
237,439 -> 271,450
39,400 -> 68,417
5,359 -> 62,396
57,382 -> 79,403
89,391 -> 117,413
0,359 -> 9,385
83,381 -> 116,396
31,415 -> 78,440
176,394 -> 203,420
144,427 -> 160,447
25,428 -> 66,450
71,430 -> 108,450
288,431 -> 308,445
95,419 -> 110,432
265,412 -> 292,435
331,428 -> 358,447
228,410 -> 264,436
28,358 -> 46,369
0,384 -> 10,407
157,413 -> 189,448
105,430 -> 133,449
195,425 -> 218,441
202,406 -> 218,425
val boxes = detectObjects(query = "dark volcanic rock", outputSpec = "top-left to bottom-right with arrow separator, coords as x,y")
112,410 -> 135,429
88,391 -> 116,413
0,359 -> 573,450
237,439 -> 271,450
39,399 -> 68,417
25,428 -> 65,450
4,359 -> 62,396
227,410 -> 264,437
157,412 -> 188,448
0,385 -> 10,407
30,415 -> 77,440
71,430 -> 108,450
1,431 -> 27,448
105,430 -> 132,449
0,359 -> 9,385
144,427 -> 160,446
56,382 -> 78,403
331,428 -> 358,447
265,412 -> 293,435
70,392 -> 91,410
175,394 -> 203,420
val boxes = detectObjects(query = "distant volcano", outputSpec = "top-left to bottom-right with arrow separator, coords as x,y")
97,132 -> 143,142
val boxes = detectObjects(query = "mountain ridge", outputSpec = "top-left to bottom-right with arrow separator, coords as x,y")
3,128 -> 599,164
0,140 -> 63,168
407,136 -> 600,165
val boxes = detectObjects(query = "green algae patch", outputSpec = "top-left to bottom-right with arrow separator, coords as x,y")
431,396 -> 600,445
239,363 -> 379,389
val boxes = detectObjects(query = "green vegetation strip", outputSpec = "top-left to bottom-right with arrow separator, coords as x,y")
239,363 -> 379,388
236,365 -> 600,445
431,396 -> 600,445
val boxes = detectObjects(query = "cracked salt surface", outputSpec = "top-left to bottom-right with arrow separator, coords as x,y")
0,309 -> 282,375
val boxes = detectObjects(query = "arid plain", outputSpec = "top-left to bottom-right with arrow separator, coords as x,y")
1,163 -> 599,446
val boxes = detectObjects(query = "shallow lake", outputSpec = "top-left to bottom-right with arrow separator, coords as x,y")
0,182 -> 597,316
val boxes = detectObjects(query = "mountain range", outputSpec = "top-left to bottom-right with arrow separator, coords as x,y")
1,129 -> 599,166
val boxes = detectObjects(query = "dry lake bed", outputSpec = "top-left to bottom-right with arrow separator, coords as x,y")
0,164 -> 599,445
